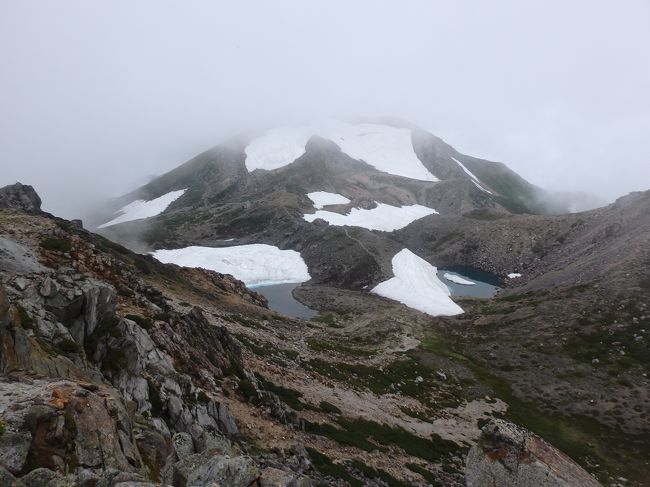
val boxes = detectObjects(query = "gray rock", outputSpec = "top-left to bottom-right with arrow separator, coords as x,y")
13,278 -> 29,291
173,452 -> 259,487
172,432 -> 195,460
39,278 -> 59,298
0,430 -> 32,474
0,183 -> 42,213
465,419 -> 602,487
0,466 -> 20,487
21,468 -> 61,487
260,467 -> 311,487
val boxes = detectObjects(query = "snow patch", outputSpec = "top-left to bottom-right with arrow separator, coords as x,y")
507,273 -> 522,279
151,244 -> 311,287
98,189 -> 187,228
307,191 -> 351,209
371,249 -> 463,316
245,121 -> 439,181
451,157 -> 493,194
304,203 -> 438,232
443,273 -> 476,286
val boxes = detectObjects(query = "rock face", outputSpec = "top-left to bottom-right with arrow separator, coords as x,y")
0,183 -> 42,213
465,420 -> 602,487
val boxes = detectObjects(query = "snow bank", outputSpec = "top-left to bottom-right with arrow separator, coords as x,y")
98,189 -> 187,228
303,203 -> 437,232
371,249 -> 463,316
245,121 -> 438,181
443,273 -> 476,286
151,244 -> 311,287
507,273 -> 522,279
307,191 -> 351,209
451,157 -> 492,194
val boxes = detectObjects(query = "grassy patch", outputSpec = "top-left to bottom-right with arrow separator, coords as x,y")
306,417 -> 460,462
305,447 -> 361,486
40,237 -> 71,252
310,313 -> 337,326
318,401 -> 341,415
125,314 -> 153,330
307,338 -> 375,357
256,374 -> 305,410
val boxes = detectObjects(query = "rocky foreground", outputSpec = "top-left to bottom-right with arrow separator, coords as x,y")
1,182 -> 643,486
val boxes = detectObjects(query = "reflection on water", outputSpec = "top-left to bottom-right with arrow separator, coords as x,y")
437,265 -> 501,298
251,283 -> 317,319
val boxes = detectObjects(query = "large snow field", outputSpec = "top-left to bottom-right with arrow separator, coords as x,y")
245,121 -> 439,181
307,191 -> 351,209
451,157 -> 493,194
151,244 -> 311,287
371,249 -> 463,316
303,203 -> 437,232
98,189 -> 187,228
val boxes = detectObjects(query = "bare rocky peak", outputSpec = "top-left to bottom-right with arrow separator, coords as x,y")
0,182 -> 42,213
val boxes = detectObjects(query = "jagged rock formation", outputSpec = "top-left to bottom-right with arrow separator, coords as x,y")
466,420 -> 602,487
0,185 -> 314,486
0,183 -> 42,213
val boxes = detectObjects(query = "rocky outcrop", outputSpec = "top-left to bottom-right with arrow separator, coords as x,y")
0,183 -> 42,213
465,419 -> 602,487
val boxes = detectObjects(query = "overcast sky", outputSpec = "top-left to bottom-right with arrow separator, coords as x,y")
1,1 -> 649,218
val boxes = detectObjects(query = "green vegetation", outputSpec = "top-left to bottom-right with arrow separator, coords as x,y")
318,401 -> 341,414
125,314 -> 153,330
349,460 -> 412,487
306,417 -> 460,462
305,447 -> 361,486
406,463 -> 442,486
56,337 -> 81,354
256,374 -> 305,410
310,313 -> 337,326
307,338 -> 375,357
40,237 -> 72,252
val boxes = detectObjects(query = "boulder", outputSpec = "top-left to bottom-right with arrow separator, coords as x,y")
20,467 -> 61,487
0,183 -> 42,213
172,452 -> 259,487
0,430 -> 32,474
465,419 -> 602,487
260,467 -> 312,487
172,432 -> 194,460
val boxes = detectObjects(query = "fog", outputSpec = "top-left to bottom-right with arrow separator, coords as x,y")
1,1 -> 649,218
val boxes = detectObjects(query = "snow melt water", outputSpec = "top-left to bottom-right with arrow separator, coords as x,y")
150,244 -> 311,287
98,189 -> 187,228
371,249 -> 463,316
303,203 -> 438,232
245,121 -> 439,181
306,191 -> 351,209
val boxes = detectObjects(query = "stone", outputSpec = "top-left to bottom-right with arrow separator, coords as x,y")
21,467 -> 61,487
39,278 -> 60,298
173,452 -> 259,487
173,432 -> 195,460
0,430 -> 32,474
0,183 -> 42,213
260,467 -> 312,487
0,466 -> 19,487
465,419 -> 602,487
13,278 -> 28,291
436,371 -> 447,381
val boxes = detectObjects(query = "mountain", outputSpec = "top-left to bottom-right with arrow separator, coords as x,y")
2,114 -> 649,486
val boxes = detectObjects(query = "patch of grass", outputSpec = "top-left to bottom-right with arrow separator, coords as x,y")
310,313 -> 337,326
256,374 -> 304,410
306,417 -> 460,462
406,463 -> 442,486
318,401 -> 341,415
349,460 -> 412,487
305,447 -> 361,486
40,237 -> 71,252
56,337 -> 81,354
125,314 -> 153,330
225,314 -> 263,329
307,338 -> 375,357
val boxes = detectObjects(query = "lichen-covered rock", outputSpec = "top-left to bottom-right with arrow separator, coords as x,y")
0,430 -> 31,474
465,419 -> 602,487
20,467 -> 61,487
172,452 -> 259,487
260,467 -> 312,487
172,432 -> 194,460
